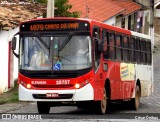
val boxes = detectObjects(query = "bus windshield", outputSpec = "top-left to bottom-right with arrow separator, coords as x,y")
19,34 -> 92,71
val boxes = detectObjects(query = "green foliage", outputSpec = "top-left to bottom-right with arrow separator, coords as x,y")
33,0 -> 80,17
36,0 -> 47,4
55,0 -> 80,17
0,83 -> 18,105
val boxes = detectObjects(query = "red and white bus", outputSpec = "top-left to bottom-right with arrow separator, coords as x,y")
12,18 -> 153,114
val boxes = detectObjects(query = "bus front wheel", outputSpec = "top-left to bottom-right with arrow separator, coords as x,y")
94,88 -> 107,114
37,102 -> 50,114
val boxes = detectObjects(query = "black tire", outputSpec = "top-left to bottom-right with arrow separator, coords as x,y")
94,88 -> 107,114
130,85 -> 140,110
37,102 -> 50,114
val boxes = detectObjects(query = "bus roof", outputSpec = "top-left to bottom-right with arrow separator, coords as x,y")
131,31 -> 151,40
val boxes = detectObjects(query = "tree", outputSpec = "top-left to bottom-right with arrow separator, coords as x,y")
55,0 -> 80,17
32,0 -> 80,17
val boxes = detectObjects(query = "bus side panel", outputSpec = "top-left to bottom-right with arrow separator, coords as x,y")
120,63 -> 136,99
104,61 -> 117,100
114,62 -> 123,99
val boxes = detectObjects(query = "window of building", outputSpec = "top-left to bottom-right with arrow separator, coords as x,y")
121,18 -> 125,28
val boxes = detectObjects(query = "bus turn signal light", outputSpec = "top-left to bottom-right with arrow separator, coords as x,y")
20,81 -> 32,89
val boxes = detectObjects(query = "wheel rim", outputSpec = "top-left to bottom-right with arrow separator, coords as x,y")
101,89 -> 107,114
135,86 -> 140,110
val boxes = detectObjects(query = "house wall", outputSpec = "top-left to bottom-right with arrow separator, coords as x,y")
104,17 -> 116,26
136,0 -> 150,7
0,28 -> 18,94
155,0 -> 160,4
115,16 -> 122,27
154,17 -> 160,34
155,9 -> 160,17
125,17 -> 129,29
143,10 -> 150,35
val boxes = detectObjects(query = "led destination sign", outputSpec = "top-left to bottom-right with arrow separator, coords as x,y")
20,21 -> 90,31
30,23 -> 79,31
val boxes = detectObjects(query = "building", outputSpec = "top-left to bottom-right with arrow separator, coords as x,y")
69,0 -> 153,35
154,0 -> 160,34
0,0 -> 46,94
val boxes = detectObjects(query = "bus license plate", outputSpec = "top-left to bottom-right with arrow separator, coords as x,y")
46,93 -> 59,98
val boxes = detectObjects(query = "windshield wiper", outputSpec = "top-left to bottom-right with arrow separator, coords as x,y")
37,36 -> 49,49
58,32 -> 73,51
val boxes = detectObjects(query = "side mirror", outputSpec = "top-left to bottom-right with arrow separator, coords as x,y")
11,33 -> 19,58
12,37 -> 17,50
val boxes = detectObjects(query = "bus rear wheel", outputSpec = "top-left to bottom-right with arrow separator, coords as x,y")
130,85 -> 140,110
37,102 -> 50,114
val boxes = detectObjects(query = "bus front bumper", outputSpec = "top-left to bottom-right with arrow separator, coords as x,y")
19,84 -> 94,101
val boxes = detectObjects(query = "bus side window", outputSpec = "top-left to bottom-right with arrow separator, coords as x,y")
146,41 -> 152,65
116,35 -> 122,62
103,31 -> 109,59
129,38 -> 134,62
140,40 -> 146,64
135,38 -> 141,63
133,38 -> 137,62
109,33 -> 115,60
123,36 -> 129,62
144,40 -> 147,64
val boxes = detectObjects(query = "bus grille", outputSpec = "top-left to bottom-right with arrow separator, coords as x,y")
32,85 -> 74,88
32,94 -> 73,99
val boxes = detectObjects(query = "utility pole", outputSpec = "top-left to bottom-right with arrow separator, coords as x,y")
150,0 -> 154,93
150,0 -> 154,46
47,0 -> 55,18
149,0 -> 154,53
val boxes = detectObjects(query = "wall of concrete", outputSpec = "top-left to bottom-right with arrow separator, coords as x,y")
0,28 -> 18,94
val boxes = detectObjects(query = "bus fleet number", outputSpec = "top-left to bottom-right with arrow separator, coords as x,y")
56,80 -> 70,85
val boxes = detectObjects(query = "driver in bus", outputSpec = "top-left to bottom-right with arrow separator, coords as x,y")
76,37 -> 89,55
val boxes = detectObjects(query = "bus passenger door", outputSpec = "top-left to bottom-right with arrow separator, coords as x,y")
93,27 -> 103,100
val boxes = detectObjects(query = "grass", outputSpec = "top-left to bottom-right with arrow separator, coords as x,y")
0,83 -> 19,105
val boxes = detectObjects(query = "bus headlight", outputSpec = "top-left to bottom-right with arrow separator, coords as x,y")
75,80 -> 89,89
75,84 -> 80,89
26,84 -> 31,89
